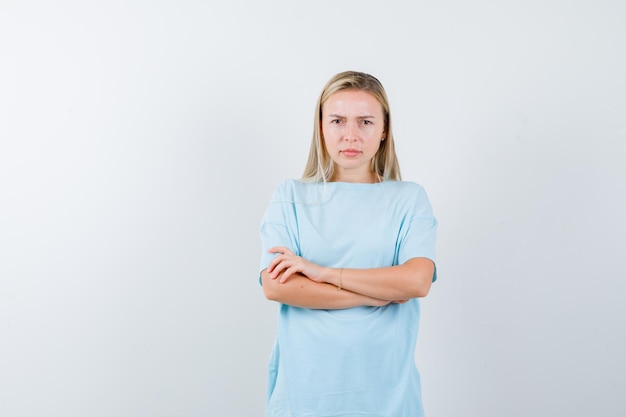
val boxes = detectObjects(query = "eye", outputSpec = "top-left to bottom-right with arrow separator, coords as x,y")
361,119 -> 373,125
330,119 -> 343,124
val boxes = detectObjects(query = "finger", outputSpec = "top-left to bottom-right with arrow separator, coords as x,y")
268,253 -> 291,275
279,265 -> 299,283
267,256 -> 280,274
280,264 -> 303,283
271,259 -> 292,279
269,246 -> 293,255
267,257 -> 278,277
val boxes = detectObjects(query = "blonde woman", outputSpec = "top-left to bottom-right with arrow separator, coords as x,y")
259,71 -> 438,417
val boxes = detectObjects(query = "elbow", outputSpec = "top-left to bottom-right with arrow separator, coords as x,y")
405,274 -> 433,298
264,288 -> 280,302
403,258 -> 435,298
261,270 -> 280,301
402,276 -> 431,299
411,280 -> 432,298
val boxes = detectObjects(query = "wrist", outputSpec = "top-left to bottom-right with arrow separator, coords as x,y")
331,267 -> 343,290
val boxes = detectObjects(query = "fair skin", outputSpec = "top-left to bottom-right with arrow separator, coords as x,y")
261,89 -> 435,309
322,88 -> 385,183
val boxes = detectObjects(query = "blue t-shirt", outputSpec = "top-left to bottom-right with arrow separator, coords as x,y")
259,179 -> 438,417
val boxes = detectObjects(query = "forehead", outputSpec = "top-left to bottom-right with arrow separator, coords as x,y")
322,89 -> 383,115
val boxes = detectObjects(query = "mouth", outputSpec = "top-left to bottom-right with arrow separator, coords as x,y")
340,148 -> 362,157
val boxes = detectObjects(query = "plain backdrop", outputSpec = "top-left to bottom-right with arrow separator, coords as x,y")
1,1 -> 625,416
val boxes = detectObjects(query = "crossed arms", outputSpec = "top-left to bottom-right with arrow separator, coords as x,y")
260,246 -> 435,309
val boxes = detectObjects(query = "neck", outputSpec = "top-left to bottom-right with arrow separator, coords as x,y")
331,170 -> 380,184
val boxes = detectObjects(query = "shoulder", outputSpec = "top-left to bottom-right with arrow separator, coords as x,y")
269,179 -> 320,202
383,180 -> 428,197
384,180 -> 423,190
383,181 -> 434,211
273,179 -> 313,193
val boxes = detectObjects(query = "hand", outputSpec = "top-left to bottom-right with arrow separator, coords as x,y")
267,246 -> 324,283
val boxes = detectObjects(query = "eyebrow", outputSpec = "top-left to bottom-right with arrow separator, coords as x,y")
326,113 -> 377,119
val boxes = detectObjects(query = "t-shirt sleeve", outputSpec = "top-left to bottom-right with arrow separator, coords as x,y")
397,185 -> 438,282
258,183 -> 299,280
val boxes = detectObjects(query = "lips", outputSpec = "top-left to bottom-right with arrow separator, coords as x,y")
341,148 -> 362,157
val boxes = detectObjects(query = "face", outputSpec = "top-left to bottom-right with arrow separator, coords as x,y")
321,89 -> 386,183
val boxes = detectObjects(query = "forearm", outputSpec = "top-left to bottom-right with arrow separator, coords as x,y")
261,270 -> 389,309
323,258 -> 435,301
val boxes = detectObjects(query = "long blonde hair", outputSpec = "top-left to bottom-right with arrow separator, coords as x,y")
302,71 -> 401,182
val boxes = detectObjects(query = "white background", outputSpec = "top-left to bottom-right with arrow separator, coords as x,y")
1,1 -> 625,416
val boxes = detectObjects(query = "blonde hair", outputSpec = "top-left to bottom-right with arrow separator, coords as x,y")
302,71 -> 401,182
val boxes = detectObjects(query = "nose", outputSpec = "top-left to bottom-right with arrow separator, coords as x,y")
344,121 -> 359,141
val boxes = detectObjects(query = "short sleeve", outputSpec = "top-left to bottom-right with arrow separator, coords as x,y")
397,185 -> 438,282
258,182 -> 299,277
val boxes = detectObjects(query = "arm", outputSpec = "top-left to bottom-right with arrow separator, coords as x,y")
267,247 -> 435,301
261,269 -> 391,309
319,257 -> 434,300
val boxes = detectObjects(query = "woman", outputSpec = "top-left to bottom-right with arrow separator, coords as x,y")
259,70 -> 438,417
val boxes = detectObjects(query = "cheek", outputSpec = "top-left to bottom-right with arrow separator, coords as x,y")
321,126 -> 330,141
321,135 -> 333,152
322,129 -> 338,143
